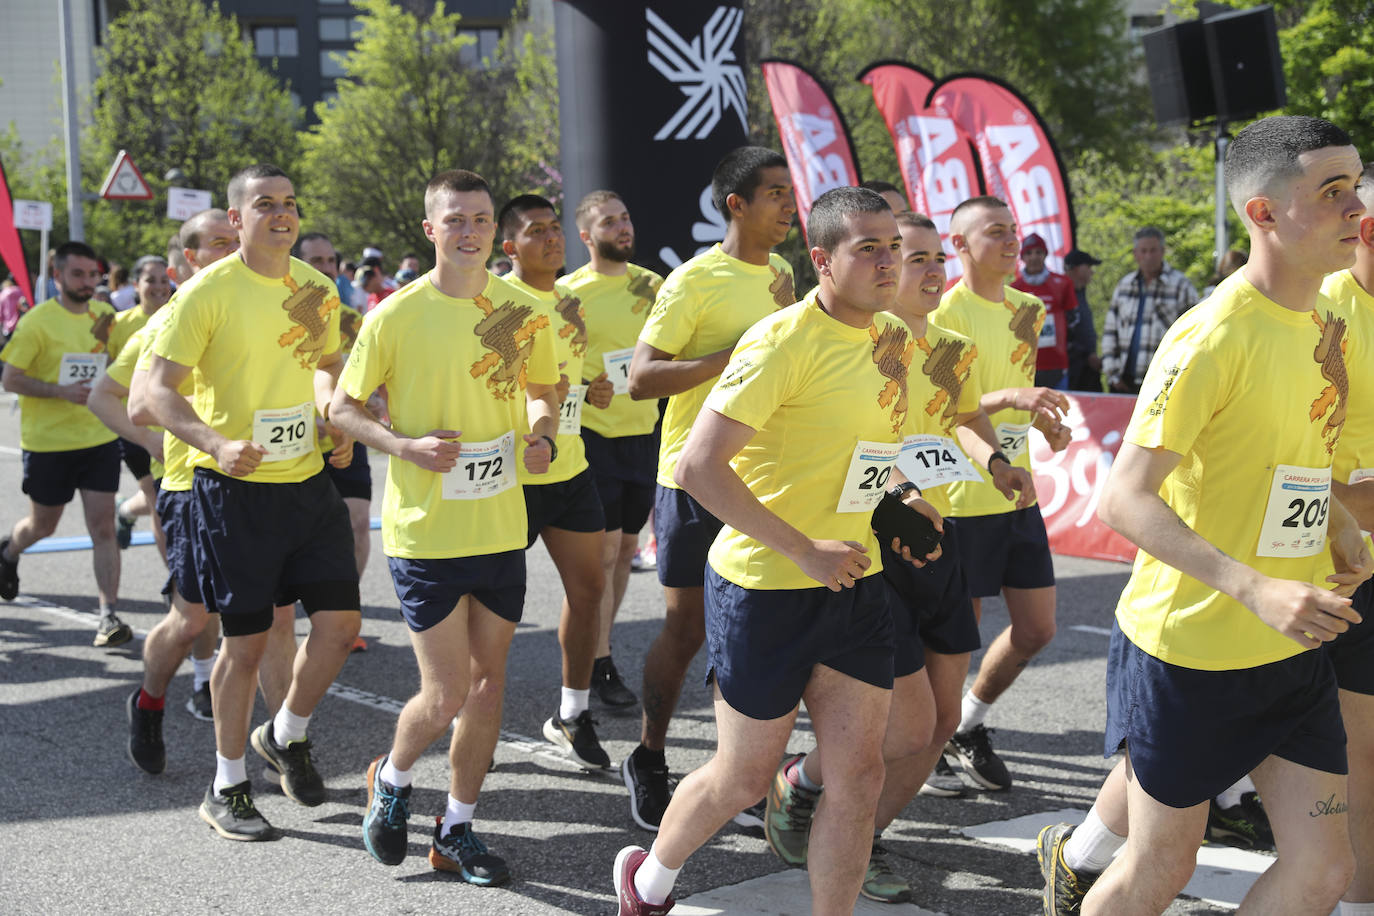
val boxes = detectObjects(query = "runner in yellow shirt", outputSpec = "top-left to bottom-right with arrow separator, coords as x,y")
622,146 -> 797,831
332,169 -> 559,885
498,193 -> 612,770
0,240 -> 127,647
147,165 -> 362,841
563,190 -> 663,710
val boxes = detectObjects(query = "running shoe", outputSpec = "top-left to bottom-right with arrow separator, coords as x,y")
0,536 -> 19,600
946,724 -> 1012,790
614,845 -> 675,916
543,711 -> 611,769
631,537 -> 657,571
251,720 -> 325,806
185,682 -> 213,722
199,780 -> 280,841
115,498 -> 135,550
1037,823 -> 1096,915
592,655 -> 639,709
94,611 -> 133,648
764,753 -> 820,867
622,748 -> 671,831
126,689 -> 165,775
429,818 -> 510,886
1206,792 -> 1275,851
918,754 -> 967,798
862,842 -> 913,903
350,635 -> 368,653
362,754 -> 411,865
732,799 -> 766,837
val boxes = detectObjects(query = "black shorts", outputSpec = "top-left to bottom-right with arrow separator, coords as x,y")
884,519 -> 980,678
22,440 -> 121,506
324,440 -> 372,501
1327,578 -> 1374,695
524,469 -> 606,547
119,437 -> 151,480
704,567 -> 894,720
1105,622 -> 1346,808
583,428 -> 657,534
654,484 -> 724,588
948,505 -> 1056,597
190,468 -> 360,637
387,551 -> 526,630
155,487 -> 202,605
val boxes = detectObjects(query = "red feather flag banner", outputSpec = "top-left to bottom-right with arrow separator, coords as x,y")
929,74 -> 1076,272
761,59 -> 862,242
0,154 -> 35,308
859,61 -> 984,283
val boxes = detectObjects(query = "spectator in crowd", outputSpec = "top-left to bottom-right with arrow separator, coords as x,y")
362,246 -> 399,293
859,179 -> 909,214
1202,248 -> 1247,297
0,273 -> 29,343
1010,232 -> 1077,389
108,264 -> 136,312
354,264 -> 388,313
1100,227 -> 1199,394
394,252 -> 420,284
1063,248 -> 1103,392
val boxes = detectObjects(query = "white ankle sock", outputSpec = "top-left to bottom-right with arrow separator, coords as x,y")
1340,902 -> 1374,915
959,691 -> 992,731
559,686 -> 589,721
379,756 -> 412,788
1063,806 -> 1126,874
191,654 -> 216,691
795,756 -> 823,792
441,794 -> 476,834
634,846 -> 681,905
1215,775 -> 1254,810
214,753 -> 247,795
273,706 -> 310,744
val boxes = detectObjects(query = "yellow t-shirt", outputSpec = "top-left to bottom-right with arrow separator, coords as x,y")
641,244 -> 796,489
502,273 -> 589,484
339,271 -> 559,559
136,300 -> 198,492
153,254 -> 339,484
1116,271 -> 1347,670
0,298 -> 118,452
558,262 -> 664,438
105,325 -> 164,480
108,306 -> 153,361
1319,270 -> 1374,485
930,281 -> 1044,517
705,291 -> 912,590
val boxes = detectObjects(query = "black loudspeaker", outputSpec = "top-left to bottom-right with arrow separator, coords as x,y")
1143,20 -> 1213,127
1203,6 -> 1286,122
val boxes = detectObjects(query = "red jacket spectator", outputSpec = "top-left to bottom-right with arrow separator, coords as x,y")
1010,232 -> 1077,386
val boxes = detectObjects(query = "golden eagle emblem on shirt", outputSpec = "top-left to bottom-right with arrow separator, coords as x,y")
1311,310 -> 1349,454
1004,298 -> 1042,380
626,272 -> 660,315
769,266 -> 795,308
89,311 -> 114,351
871,322 -> 915,434
918,336 -> 977,432
470,294 -> 551,400
554,294 -> 588,357
277,276 -> 339,368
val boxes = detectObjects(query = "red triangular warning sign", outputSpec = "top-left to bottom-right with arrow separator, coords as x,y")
99,150 -> 153,201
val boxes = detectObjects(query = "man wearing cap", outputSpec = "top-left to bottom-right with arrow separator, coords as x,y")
1063,248 -> 1103,392
1100,226 -> 1199,395
1010,234 -> 1078,389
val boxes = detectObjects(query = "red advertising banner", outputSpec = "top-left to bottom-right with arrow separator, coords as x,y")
761,59 -> 862,242
0,156 -> 34,308
929,75 -> 1075,273
1029,392 -> 1137,564
859,61 -> 982,284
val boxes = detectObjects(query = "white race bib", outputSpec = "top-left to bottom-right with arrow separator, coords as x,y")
897,434 -> 982,490
59,352 -> 105,386
252,402 -> 314,462
1038,312 -> 1056,345
603,348 -> 634,395
836,440 -> 901,513
1256,464 -> 1331,558
1350,469 -> 1374,486
442,432 -> 516,501
995,422 -> 1032,462
559,384 -> 586,435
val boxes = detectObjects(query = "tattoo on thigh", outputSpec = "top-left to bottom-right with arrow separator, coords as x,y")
1310,794 -> 1349,817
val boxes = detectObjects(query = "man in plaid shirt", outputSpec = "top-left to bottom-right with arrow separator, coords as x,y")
1100,227 -> 1199,394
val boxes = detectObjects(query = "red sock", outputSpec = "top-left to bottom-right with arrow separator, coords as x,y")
137,688 -> 165,711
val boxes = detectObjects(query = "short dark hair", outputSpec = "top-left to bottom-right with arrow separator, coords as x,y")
574,189 -> 623,231
1226,115 -> 1354,216
54,240 -> 98,271
808,187 -> 891,254
498,193 -> 558,241
1133,226 -> 1165,244
424,169 -> 492,219
711,146 -> 788,222
400,251 -> 417,261
949,195 -> 1011,238
131,254 -> 168,282
294,231 -> 334,258
896,211 -> 938,232
226,163 -> 290,209
859,180 -> 901,196
180,208 -> 231,251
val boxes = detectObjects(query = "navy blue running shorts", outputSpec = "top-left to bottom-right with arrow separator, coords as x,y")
324,440 -> 371,501
1105,621 -> 1346,808
190,468 -> 360,637
947,505 -> 1055,597
387,550 -> 526,630
22,440 -> 121,506
1327,578 -> 1374,695
883,518 -> 980,678
582,428 -> 657,534
118,437 -> 151,480
524,469 -> 606,547
654,484 -> 724,589
155,487 -> 203,605
703,566 -> 894,721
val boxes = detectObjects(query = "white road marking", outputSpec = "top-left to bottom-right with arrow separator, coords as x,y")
1071,624 -> 1113,636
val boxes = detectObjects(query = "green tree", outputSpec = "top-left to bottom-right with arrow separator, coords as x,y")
299,0 -> 558,268
0,127 -> 69,284
82,0 -> 300,266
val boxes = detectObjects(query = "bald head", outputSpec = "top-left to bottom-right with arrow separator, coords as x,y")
949,195 -> 1010,238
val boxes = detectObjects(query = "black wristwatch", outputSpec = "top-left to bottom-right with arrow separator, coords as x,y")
541,434 -> 558,463
888,481 -> 921,500
987,450 -> 1010,472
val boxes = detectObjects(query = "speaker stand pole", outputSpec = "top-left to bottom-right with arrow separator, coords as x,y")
1214,121 -> 1230,268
